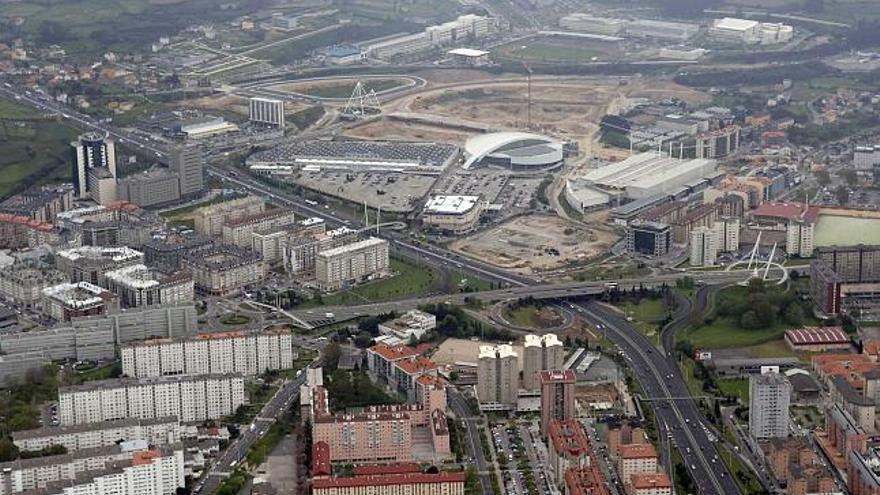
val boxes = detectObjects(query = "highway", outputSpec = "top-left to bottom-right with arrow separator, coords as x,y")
576,300 -> 742,495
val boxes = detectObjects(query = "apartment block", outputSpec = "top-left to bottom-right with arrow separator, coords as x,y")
476,344 -> 518,408
221,208 -> 296,248
316,237 -> 390,291
523,333 -> 565,390
103,264 -> 193,308
0,261 -> 68,307
55,246 -> 144,285
121,329 -> 296,378
617,443 -> 658,486
182,244 -> 265,296
58,374 -> 245,425
547,419 -> 590,489
0,440 -> 182,495
689,226 -> 718,267
311,461 -> 464,495
713,216 -> 741,253
41,282 -> 119,322
540,370 -> 576,437
12,416 -> 180,453
749,367 -> 791,440
192,196 -> 264,237
283,224 -> 355,276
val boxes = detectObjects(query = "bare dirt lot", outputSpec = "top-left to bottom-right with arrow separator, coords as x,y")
185,94 -> 308,117
344,119 -> 470,144
450,214 -> 617,274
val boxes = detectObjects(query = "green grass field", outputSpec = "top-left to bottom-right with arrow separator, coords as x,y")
298,79 -> 406,99
718,378 -> 749,404
0,100 -> 79,199
305,256 -> 441,307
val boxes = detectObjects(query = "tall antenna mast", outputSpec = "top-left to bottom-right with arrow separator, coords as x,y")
342,81 -> 381,120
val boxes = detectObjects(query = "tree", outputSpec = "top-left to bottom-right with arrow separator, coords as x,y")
835,185 -> 850,205
322,342 -> 341,371
38,21 -> 72,44
815,170 -> 831,186
842,169 -> 859,187
0,438 -> 19,462
784,304 -> 805,327
754,301 -> 776,328
740,310 -> 761,330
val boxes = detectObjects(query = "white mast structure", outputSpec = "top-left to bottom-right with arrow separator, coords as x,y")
342,81 -> 382,119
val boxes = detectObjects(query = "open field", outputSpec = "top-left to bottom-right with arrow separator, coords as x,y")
432,338 -> 525,371
502,304 -> 565,329
495,37 -> 619,65
303,256 -> 442,307
0,100 -> 80,198
450,214 -> 617,274
275,78 -> 409,99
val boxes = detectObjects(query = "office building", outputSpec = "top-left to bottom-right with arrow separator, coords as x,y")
221,208 -> 297,248
476,344 -> 518,408
626,220 -> 671,257
102,264 -> 194,308
41,282 -> 119,322
170,145 -> 205,197
192,196 -> 264,237
117,169 -> 181,208
421,195 -> 484,234
315,237 -> 390,291
58,373 -> 245,425
546,419 -> 590,489
120,329 -> 296,378
378,309 -> 437,341
523,333 -> 565,390
689,226 -> 718,267
87,167 -> 118,205
71,132 -> 116,198
12,416 -> 181,453
749,367 -> 791,440
249,97 -> 285,128
0,441 -> 183,495
0,261 -> 68,306
617,443 -> 658,486
540,370 -> 576,437
182,243 -> 266,296
713,216 -> 740,253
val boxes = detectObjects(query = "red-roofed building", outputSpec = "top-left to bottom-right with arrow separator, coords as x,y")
0,212 -> 60,249
752,202 -> 821,224
392,355 -> 439,401
367,343 -> 420,382
311,471 -> 465,495
352,463 -> 421,476
312,441 -> 331,478
565,466 -> 611,495
864,340 -> 880,362
618,444 -> 658,485
785,326 -> 850,352
547,419 -> 591,487
630,472 -> 672,495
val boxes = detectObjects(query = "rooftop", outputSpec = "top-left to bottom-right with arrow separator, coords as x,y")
539,369 -> 576,383
630,472 -> 672,490
785,326 -> 849,346
448,48 -> 489,57
619,443 -> 657,460
311,471 -> 465,489
59,373 -> 241,394
548,419 -> 590,458
525,333 -> 563,348
751,202 -> 821,223
713,17 -> 760,31
479,344 -> 517,360
369,342 -> 420,361
423,195 -> 482,215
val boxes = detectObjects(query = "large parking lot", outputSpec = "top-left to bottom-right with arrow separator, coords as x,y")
290,170 -> 438,213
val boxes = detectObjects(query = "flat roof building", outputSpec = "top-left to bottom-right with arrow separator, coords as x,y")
421,195 -> 484,235
102,264 -> 194,308
583,152 -> 717,200
315,237 -> 390,291
477,344 -> 518,409
41,282 -> 119,322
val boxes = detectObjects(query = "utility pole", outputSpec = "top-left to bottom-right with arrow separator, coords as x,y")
527,66 -> 532,129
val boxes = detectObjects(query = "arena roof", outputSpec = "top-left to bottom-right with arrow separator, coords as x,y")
463,132 -> 562,170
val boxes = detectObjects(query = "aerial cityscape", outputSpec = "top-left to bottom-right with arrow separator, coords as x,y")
1,0 -> 880,494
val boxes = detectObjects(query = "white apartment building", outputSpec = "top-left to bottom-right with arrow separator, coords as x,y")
689,227 -> 718,267
249,97 -> 285,128
12,416 -> 180,453
0,263 -> 68,307
58,374 -> 245,425
476,344 -> 519,408
103,264 -> 194,308
0,440 -> 182,495
426,15 -> 489,45
316,237 -> 390,291
786,219 -> 815,257
49,447 -> 185,495
378,309 -> 437,341
121,330 -> 296,378
283,225 -> 355,276
221,208 -> 296,248
854,146 -> 880,171
713,216 -> 740,253
192,196 -> 264,237
749,366 -> 791,440
710,18 -> 793,45
364,33 -> 433,60
522,333 -> 564,390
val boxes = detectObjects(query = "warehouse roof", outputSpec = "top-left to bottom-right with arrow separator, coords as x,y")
423,195 -> 481,215
713,17 -> 759,31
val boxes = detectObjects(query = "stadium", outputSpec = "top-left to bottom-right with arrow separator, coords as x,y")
247,140 -> 460,175
462,132 -> 564,171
